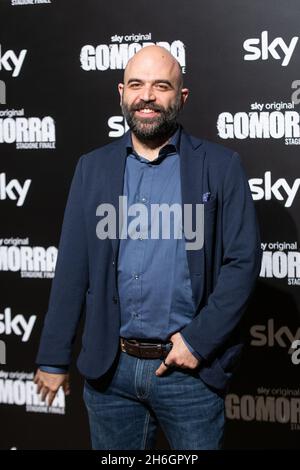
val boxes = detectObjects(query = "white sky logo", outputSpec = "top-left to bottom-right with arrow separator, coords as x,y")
243,31 -> 298,66
249,171 -> 300,208
0,307 -> 36,342
0,173 -> 31,207
0,45 -> 27,77
108,116 -> 129,138
250,319 -> 300,349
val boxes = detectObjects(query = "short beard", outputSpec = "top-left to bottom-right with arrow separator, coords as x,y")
121,98 -> 181,143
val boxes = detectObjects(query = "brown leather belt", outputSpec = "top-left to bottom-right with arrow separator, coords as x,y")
120,337 -> 173,359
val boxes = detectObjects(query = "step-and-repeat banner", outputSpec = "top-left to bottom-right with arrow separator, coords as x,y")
0,0 -> 299,449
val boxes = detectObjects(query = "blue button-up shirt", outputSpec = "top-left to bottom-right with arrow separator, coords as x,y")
117,126 -> 200,359
40,126 -> 201,374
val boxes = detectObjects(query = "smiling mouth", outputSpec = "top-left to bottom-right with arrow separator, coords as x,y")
135,108 -> 161,116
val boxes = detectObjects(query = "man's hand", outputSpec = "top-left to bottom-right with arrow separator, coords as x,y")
33,369 -> 70,406
155,332 -> 201,377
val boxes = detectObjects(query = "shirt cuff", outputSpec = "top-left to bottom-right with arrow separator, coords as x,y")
179,333 -> 203,361
39,365 -> 68,374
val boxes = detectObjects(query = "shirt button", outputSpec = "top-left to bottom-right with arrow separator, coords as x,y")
112,260 -> 115,266
112,295 -> 118,304
134,274 -> 139,279
139,235 -> 143,240
141,197 -> 147,203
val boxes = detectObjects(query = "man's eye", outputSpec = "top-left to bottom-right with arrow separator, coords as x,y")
156,84 -> 169,90
129,83 -> 141,88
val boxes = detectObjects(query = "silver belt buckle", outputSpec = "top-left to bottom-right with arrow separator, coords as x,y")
164,342 -> 173,353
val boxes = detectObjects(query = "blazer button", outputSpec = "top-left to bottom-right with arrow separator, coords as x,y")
112,295 -> 118,304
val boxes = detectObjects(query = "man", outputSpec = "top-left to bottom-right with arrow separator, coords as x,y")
34,45 -> 262,450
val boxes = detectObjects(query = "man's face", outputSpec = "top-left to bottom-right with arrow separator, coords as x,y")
118,56 -> 188,141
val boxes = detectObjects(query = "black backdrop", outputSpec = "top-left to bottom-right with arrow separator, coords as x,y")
0,0 -> 300,449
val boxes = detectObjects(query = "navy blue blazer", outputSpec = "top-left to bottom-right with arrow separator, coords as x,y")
36,127 -> 262,393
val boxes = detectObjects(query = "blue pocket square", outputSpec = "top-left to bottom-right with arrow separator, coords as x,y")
202,192 -> 211,202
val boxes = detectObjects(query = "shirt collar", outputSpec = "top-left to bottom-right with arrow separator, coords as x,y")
125,124 -> 181,162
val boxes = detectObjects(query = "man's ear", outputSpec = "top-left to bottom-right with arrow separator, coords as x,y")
118,83 -> 124,106
181,87 -> 189,107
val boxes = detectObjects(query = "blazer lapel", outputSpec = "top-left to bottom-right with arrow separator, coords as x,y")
106,132 -> 129,259
179,128 -> 207,309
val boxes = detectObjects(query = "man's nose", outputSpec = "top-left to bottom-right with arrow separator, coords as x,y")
140,86 -> 155,102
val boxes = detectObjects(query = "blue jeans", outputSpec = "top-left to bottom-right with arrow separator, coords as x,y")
83,350 -> 225,450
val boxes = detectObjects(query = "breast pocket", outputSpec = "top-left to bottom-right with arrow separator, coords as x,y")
203,196 -> 217,238
203,195 -> 217,213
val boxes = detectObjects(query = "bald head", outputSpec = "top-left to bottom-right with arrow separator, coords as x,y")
118,45 -> 189,146
124,45 -> 183,89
